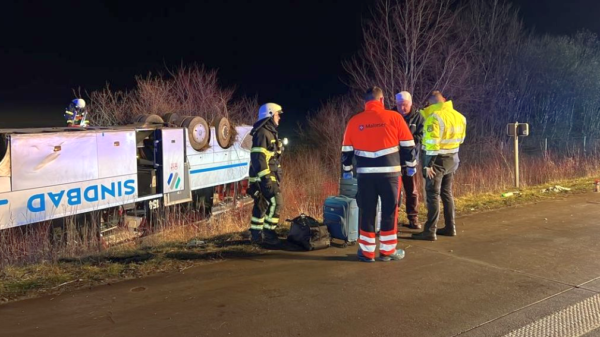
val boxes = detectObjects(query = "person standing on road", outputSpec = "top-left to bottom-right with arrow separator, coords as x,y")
412,91 -> 466,241
247,103 -> 285,247
395,91 -> 424,230
341,87 -> 417,262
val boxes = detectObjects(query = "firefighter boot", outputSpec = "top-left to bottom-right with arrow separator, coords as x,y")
262,229 -> 280,247
250,229 -> 263,245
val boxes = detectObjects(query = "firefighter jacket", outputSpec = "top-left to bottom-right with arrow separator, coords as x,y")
248,118 -> 281,188
422,100 -> 466,167
341,100 -> 417,178
64,108 -> 89,126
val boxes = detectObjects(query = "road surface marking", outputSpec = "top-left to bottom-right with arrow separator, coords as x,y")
503,294 -> 600,337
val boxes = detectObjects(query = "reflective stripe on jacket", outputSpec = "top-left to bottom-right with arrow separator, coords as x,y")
422,100 -> 466,156
341,100 -> 416,177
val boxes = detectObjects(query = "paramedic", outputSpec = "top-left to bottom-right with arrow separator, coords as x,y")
247,103 -> 284,246
412,91 -> 466,241
341,87 -> 417,262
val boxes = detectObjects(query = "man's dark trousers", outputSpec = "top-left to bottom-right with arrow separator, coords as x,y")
423,157 -> 457,234
401,174 -> 419,222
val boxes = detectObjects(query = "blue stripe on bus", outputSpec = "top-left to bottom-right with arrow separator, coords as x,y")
167,173 -> 174,185
190,162 -> 248,174
0,200 -> 8,206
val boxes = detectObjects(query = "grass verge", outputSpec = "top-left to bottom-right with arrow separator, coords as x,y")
0,230 -> 264,304
1,175 -> 598,304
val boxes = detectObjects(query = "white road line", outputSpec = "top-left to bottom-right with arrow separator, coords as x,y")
503,294 -> 600,337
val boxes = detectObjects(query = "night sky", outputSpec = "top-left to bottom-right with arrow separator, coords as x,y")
1,0 -> 598,127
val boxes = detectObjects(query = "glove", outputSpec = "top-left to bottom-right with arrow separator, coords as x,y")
405,167 -> 416,177
342,171 -> 353,180
260,178 -> 279,199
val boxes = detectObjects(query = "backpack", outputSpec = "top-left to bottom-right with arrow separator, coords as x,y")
286,214 -> 330,251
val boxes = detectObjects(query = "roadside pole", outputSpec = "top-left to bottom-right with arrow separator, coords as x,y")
507,122 -> 529,189
514,123 -> 519,189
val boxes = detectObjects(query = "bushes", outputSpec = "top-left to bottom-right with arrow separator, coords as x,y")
88,64 -> 257,126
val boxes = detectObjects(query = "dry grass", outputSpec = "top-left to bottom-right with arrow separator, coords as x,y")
0,209 -> 264,303
1,153 -> 598,303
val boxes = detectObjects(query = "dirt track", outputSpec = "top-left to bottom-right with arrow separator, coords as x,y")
2,192 -> 600,337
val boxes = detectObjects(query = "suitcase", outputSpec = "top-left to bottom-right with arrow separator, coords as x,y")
339,177 -> 358,199
323,195 -> 359,247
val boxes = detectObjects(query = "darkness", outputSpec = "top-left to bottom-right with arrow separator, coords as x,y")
0,0 -> 599,127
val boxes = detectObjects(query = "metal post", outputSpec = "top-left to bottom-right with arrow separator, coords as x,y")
514,122 -> 520,189
583,136 -> 587,155
544,138 -> 548,159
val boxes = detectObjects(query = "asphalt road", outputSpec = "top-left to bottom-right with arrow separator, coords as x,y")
2,192 -> 600,337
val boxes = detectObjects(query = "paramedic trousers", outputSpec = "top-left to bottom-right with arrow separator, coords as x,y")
423,169 -> 455,234
250,190 -> 283,231
401,173 -> 419,221
357,176 -> 400,259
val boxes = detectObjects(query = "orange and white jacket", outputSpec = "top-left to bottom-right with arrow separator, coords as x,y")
341,100 -> 416,177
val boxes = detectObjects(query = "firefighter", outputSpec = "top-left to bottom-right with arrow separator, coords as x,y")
395,91 -> 424,230
412,91 -> 466,241
341,87 -> 417,262
247,102 -> 284,246
64,98 -> 89,127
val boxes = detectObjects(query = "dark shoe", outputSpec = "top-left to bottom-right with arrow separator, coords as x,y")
411,231 -> 437,241
250,229 -> 263,245
378,249 -> 405,262
357,248 -> 375,263
436,227 -> 457,236
408,220 -> 421,230
261,229 -> 280,247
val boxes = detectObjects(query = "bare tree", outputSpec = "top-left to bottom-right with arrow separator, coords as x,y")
301,94 -> 362,170
343,0 -> 471,108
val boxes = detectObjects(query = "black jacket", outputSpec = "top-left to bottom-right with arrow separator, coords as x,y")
401,108 -> 424,150
249,118 -> 281,185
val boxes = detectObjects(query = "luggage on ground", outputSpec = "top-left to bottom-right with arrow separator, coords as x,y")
323,195 -> 359,247
286,214 -> 330,251
339,177 -> 358,199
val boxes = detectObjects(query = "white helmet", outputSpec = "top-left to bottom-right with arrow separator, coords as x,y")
258,103 -> 283,121
72,98 -> 86,109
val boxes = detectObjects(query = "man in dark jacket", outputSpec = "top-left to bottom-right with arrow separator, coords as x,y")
396,91 -> 424,229
247,103 -> 284,246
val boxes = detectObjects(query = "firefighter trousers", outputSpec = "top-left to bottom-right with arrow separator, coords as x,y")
250,190 -> 283,231
357,176 -> 400,259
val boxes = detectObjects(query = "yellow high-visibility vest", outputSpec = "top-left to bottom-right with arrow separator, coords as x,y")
422,101 -> 466,155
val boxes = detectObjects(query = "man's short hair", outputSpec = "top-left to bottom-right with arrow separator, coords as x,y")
396,91 -> 412,102
365,86 -> 384,101
430,90 -> 444,100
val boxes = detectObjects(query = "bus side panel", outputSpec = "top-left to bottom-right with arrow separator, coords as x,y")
11,133 -> 99,191
0,175 -> 138,230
